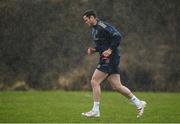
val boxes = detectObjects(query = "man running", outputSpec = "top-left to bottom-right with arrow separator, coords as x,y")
81,9 -> 146,118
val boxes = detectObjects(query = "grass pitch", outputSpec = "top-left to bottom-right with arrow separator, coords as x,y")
0,91 -> 179,123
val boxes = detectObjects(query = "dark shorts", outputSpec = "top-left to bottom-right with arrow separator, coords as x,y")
96,54 -> 120,74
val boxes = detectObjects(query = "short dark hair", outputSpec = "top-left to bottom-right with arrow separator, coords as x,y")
83,9 -> 97,18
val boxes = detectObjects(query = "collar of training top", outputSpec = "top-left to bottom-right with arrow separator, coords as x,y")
92,18 -> 100,27
93,19 -> 107,29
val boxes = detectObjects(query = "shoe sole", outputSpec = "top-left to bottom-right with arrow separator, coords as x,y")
81,113 -> 100,118
137,101 -> 147,118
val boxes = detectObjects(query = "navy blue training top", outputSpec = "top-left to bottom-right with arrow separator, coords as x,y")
91,19 -> 122,55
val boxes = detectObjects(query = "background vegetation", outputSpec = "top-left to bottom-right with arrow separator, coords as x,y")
0,0 -> 179,91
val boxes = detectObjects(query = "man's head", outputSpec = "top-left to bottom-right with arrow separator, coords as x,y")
83,9 -> 97,27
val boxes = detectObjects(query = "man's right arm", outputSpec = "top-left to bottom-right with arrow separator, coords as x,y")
87,47 -> 96,55
105,25 -> 122,50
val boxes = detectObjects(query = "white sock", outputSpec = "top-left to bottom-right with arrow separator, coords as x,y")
130,95 -> 141,108
92,101 -> 100,112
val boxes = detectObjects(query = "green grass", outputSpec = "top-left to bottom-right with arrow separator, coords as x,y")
0,91 -> 180,123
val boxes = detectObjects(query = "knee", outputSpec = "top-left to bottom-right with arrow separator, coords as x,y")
91,78 -> 99,88
111,85 -> 117,90
113,84 -> 124,91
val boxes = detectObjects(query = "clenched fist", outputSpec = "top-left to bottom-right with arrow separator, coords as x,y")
87,47 -> 96,55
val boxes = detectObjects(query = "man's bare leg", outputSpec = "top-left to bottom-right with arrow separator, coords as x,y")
91,69 -> 108,102
107,74 -> 133,98
82,69 -> 108,117
107,74 -> 147,118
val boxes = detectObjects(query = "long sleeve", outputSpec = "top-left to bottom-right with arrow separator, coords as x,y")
105,26 -> 122,50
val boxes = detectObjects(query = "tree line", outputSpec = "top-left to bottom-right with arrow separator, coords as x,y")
0,0 -> 179,91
